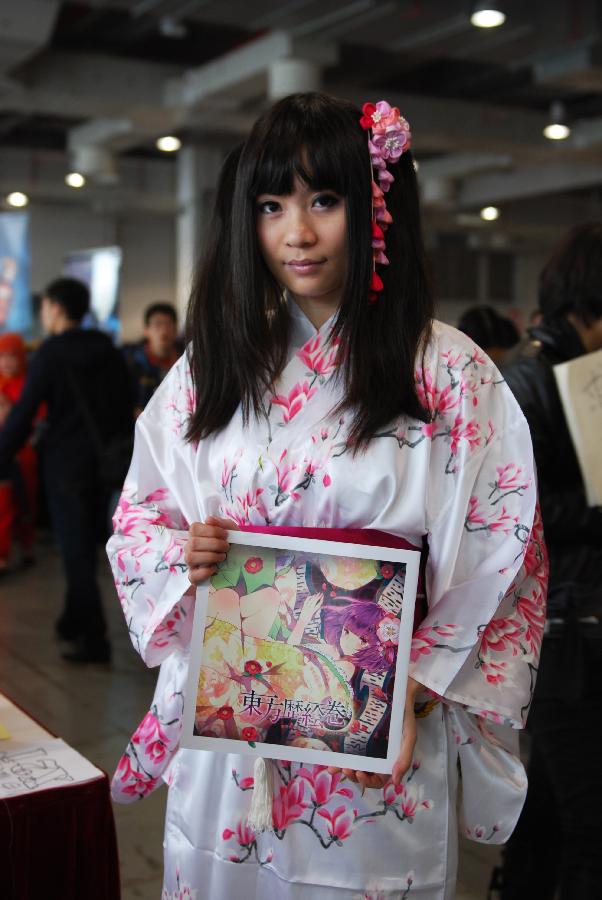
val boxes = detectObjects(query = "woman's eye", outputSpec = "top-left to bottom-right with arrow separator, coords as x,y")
313,193 -> 339,209
257,199 -> 280,214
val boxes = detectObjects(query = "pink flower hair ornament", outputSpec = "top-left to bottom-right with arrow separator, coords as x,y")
359,100 -> 412,303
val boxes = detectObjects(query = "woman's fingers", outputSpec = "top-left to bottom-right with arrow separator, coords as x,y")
206,515 -> 239,531
335,769 -> 388,789
186,550 -> 228,566
185,517 -> 237,586
187,536 -> 230,554
185,523 -> 230,563
188,524 -> 230,544
188,565 -> 219,586
357,772 -> 389,789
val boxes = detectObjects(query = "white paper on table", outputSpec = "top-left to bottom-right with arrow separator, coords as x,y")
554,348 -> 602,507
0,694 -> 103,799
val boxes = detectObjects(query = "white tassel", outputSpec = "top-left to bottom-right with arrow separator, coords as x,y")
247,757 -> 275,833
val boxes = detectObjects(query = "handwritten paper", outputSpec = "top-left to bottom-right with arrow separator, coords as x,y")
554,348 -> 602,506
0,739 -> 102,798
0,693 -> 102,798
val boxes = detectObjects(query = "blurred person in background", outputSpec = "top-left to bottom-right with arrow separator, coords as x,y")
122,302 -> 182,416
457,304 -> 520,365
498,223 -> 602,899
0,278 -> 134,664
0,333 -> 41,573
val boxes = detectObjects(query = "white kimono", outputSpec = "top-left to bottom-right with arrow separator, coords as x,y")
108,305 -> 547,900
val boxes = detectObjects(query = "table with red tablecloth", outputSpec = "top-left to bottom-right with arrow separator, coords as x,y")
0,692 -> 120,900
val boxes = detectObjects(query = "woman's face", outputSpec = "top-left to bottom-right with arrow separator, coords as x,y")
339,625 -> 368,657
0,353 -> 20,378
256,177 -> 347,325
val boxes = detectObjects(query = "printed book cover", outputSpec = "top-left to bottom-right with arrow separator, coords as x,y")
182,532 -> 419,773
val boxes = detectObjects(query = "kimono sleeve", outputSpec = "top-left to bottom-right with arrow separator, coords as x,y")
411,343 -> 548,728
106,355 -> 199,667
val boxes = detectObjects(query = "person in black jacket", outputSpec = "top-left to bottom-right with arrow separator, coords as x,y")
498,223 -> 602,899
0,278 -> 134,663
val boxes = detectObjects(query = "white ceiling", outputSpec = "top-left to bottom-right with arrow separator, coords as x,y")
0,0 -> 600,244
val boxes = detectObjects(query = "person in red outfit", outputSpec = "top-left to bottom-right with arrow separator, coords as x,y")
0,333 -> 40,572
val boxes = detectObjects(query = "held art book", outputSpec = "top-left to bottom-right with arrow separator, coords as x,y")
182,532 -> 420,773
554,348 -> 602,506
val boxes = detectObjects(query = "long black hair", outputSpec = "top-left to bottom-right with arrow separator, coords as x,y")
186,92 -> 433,447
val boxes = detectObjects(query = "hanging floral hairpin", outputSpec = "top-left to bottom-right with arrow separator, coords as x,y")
359,101 -> 412,303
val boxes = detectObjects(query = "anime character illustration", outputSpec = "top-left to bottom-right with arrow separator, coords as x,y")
193,543 -> 409,760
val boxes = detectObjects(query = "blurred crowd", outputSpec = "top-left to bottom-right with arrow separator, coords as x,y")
460,224 -> 602,900
0,282 -> 182,663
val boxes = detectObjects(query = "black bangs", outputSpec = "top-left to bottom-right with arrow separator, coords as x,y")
186,91 -> 434,448
247,93 -> 366,198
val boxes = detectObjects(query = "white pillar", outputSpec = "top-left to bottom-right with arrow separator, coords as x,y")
268,59 -> 322,100
175,144 -> 224,321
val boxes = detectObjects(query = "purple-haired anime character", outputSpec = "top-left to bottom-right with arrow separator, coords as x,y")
322,598 -> 397,675
293,592 -> 398,677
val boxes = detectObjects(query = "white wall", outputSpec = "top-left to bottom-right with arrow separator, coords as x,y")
116,213 -> 176,341
513,250 -> 547,324
28,202 -> 176,343
436,249 -> 550,333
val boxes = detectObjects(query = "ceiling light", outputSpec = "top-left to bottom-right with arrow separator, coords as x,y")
65,172 -> 86,188
470,3 -> 506,28
480,206 -> 499,221
158,16 -> 187,39
543,102 -> 571,140
543,123 -> 570,140
6,191 -> 29,208
156,135 -> 181,153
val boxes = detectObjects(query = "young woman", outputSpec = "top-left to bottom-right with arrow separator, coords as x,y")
108,94 -> 547,899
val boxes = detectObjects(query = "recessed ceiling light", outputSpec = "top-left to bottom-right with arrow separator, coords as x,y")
470,3 -> 506,28
65,172 -> 86,188
6,191 -> 29,208
543,123 -> 571,140
480,206 -> 500,221
156,135 -> 182,152
543,103 -> 571,141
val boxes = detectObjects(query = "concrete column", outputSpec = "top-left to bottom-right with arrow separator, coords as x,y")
175,144 -> 224,321
268,59 -> 322,100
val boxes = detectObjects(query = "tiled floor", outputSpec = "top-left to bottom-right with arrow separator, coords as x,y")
0,536 -> 500,899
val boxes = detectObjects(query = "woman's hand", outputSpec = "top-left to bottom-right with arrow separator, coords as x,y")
287,592 -> 324,645
184,516 -> 237,586
327,676 -> 424,790
300,592 -> 323,624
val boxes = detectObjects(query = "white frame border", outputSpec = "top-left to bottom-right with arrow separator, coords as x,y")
182,531 -> 420,774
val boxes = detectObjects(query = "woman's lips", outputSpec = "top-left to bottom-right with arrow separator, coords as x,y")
285,259 -> 326,275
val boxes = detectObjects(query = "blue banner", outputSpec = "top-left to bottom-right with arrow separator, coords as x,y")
0,212 -> 32,337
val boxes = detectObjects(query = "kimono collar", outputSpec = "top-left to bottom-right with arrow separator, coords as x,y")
287,295 -> 339,353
